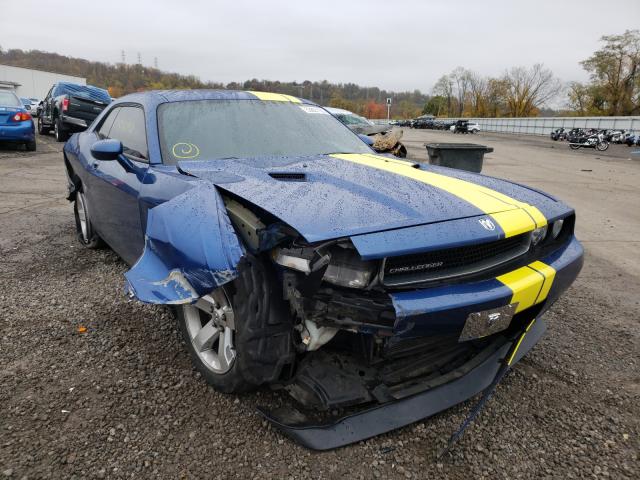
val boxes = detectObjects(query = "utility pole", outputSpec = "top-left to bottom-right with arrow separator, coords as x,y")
121,50 -> 125,64
154,57 -> 158,69
137,52 -> 142,65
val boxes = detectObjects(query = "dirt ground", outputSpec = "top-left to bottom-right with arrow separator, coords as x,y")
0,127 -> 638,479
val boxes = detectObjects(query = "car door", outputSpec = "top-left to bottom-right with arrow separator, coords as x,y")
87,105 -> 149,264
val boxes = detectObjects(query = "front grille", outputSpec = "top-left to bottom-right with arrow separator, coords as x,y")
383,233 -> 531,287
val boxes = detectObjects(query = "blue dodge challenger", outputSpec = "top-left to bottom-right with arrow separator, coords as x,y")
63,90 -> 583,449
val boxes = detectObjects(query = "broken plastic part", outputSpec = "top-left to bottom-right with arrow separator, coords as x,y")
125,183 -> 245,304
300,319 -> 338,351
223,197 -> 265,251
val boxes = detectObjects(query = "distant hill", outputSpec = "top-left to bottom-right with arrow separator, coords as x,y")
0,48 -> 427,118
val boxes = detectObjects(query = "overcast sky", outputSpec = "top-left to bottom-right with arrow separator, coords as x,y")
2,0 -> 639,93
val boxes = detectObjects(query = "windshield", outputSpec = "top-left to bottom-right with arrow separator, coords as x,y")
0,91 -> 22,107
158,100 -> 371,164
336,113 -> 371,127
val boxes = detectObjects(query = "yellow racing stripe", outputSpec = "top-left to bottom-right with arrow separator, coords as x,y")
506,318 -> 537,365
247,91 -> 301,103
528,261 -> 557,303
330,153 -> 547,237
496,261 -> 557,313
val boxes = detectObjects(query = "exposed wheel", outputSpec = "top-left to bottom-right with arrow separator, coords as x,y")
37,117 -> 48,135
569,144 -> 581,150
74,188 -> 103,248
25,140 -> 36,152
596,141 -> 609,151
54,118 -> 69,142
177,257 -> 295,394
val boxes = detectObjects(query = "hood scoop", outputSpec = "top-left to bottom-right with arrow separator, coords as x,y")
268,172 -> 307,181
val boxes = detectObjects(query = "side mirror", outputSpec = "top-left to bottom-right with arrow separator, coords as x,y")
91,139 -> 123,161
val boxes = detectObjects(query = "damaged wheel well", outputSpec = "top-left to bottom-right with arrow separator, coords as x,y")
64,153 -> 81,202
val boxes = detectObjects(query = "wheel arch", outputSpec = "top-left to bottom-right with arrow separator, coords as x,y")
64,152 -> 81,201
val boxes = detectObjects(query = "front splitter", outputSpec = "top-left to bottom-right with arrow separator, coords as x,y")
257,318 -> 546,450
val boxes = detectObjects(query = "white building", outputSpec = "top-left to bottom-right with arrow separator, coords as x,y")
0,64 -> 86,100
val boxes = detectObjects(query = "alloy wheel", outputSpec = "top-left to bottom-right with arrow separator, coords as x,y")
76,192 -> 89,242
183,289 -> 236,374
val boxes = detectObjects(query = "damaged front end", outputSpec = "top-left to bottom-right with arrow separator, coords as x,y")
123,179 -> 581,450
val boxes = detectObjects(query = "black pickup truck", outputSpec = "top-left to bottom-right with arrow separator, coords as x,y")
37,82 -> 111,141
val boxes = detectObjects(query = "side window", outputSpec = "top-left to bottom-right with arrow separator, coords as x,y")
97,107 -> 120,139
105,106 -> 148,161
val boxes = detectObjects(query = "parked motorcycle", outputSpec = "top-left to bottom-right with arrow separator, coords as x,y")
550,128 -> 566,141
606,129 -> 626,144
569,131 -> 609,151
625,134 -> 640,147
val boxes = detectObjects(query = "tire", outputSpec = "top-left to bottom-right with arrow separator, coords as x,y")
569,144 -> 581,150
177,256 -> 295,393
25,140 -> 36,152
37,117 -> 48,135
74,188 -> 103,248
596,141 -> 609,151
54,118 -> 69,142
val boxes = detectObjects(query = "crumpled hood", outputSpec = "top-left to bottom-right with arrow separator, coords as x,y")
178,154 -> 562,243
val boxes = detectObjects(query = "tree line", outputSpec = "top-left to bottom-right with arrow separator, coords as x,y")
424,30 -> 640,118
1,30 -> 638,118
0,47 -> 426,118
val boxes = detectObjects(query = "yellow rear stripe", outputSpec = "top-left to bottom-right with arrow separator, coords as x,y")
497,261 -> 556,313
247,91 -> 301,103
330,154 -> 546,237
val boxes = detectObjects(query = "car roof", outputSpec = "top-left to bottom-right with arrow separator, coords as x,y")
112,90 -> 315,111
324,106 -> 353,115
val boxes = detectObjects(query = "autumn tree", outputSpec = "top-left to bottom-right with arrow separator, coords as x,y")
422,95 -> 447,116
501,64 -> 560,117
451,67 -> 473,116
579,30 -> 640,115
432,75 -> 455,116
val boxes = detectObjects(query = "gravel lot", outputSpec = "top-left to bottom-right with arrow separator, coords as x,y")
1,127 -> 639,479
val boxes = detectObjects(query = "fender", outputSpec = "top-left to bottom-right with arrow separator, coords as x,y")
124,182 -> 245,304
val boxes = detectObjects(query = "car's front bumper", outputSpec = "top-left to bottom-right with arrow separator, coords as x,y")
259,316 -> 547,450
390,236 -> 583,338
0,120 -> 35,142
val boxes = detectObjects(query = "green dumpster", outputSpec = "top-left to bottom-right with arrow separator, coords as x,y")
425,143 -> 494,173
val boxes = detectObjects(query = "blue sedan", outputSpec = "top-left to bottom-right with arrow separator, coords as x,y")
0,90 -> 36,151
63,90 -> 583,449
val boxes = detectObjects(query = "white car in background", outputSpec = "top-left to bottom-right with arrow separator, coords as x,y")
449,122 -> 480,133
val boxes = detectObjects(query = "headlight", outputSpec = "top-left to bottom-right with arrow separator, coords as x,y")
551,219 -> 564,239
531,225 -> 548,246
273,244 -> 375,289
322,247 -> 376,288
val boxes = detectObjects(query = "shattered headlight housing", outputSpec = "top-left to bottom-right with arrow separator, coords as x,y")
322,247 -> 376,288
273,244 -> 376,289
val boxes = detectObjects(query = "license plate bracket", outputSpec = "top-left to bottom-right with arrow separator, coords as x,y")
459,303 -> 518,342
